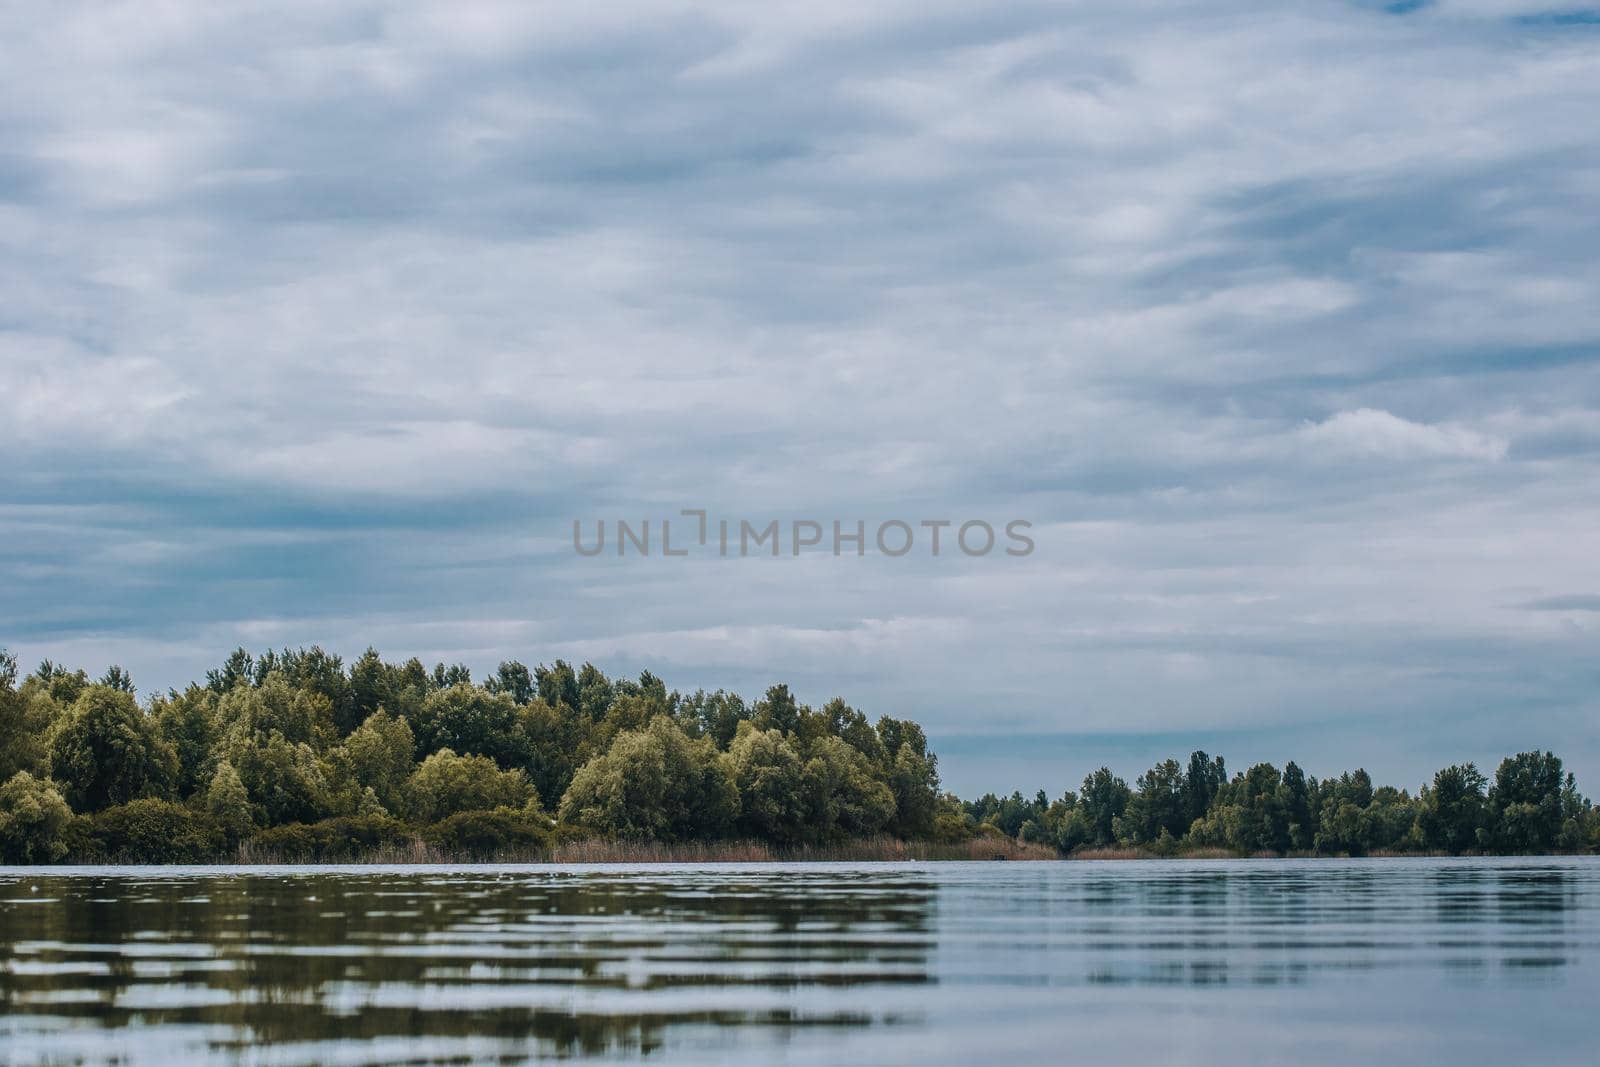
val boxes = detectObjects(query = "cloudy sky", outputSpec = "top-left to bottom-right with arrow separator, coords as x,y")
3,1 -> 1598,795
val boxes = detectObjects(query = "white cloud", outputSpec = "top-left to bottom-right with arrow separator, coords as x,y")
1300,408 -> 1509,462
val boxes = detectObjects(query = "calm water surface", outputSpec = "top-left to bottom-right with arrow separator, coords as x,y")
1,857 -> 1596,1065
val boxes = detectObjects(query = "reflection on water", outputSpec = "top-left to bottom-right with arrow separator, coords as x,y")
1,858 -> 1597,1065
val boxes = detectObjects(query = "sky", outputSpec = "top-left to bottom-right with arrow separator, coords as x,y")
3,1 -> 1598,797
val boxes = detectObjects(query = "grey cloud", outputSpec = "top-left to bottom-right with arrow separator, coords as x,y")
1,0 -> 1598,794
1519,595 -> 1600,612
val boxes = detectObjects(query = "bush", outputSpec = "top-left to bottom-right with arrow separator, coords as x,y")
424,807 -> 553,859
0,771 -> 76,863
91,799 -> 223,863
247,815 -> 414,861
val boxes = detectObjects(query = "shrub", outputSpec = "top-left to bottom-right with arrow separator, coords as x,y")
424,807 -> 553,859
247,815 -> 414,861
91,799 -> 223,863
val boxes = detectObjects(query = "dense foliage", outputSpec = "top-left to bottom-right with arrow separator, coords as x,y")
0,647 -> 1594,862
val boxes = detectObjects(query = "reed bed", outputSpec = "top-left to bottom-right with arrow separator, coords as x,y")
227,834 -> 1060,865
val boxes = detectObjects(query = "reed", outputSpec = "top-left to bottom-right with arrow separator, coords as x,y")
226,834 -> 1061,865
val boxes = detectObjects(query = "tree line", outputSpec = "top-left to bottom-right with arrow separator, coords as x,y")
0,646 -> 1594,862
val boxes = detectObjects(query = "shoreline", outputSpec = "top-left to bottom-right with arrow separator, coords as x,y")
8,839 -> 1597,868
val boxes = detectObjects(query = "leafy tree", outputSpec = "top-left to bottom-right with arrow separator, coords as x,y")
423,806 -> 551,858
576,663 -> 615,721
726,724 -> 806,842
818,697 -> 885,762
800,735 -> 896,839
1419,763 -> 1487,853
405,748 -> 533,824
1233,763 -> 1291,854
271,646 -> 352,731
99,665 -> 135,694
1484,751 -> 1566,854
1077,767 -> 1131,847
877,717 -> 940,838
206,648 -> 256,693
224,730 -> 330,827
0,653 -> 52,781
536,660 -> 580,712
681,689 -> 750,749
753,684 -> 801,735
205,760 -> 255,844
48,685 -> 177,812
410,684 -> 529,771
559,717 -> 738,840
347,648 -> 391,728
485,660 -> 536,705
0,771 -> 75,863
152,686 -> 217,799
217,672 -> 335,751
1123,760 -> 1188,844
965,790 -> 1051,838
586,692 -> 663,755
521,698 -> 589,810
1184,751 -> 1227,825
1282,761 -> 1314,850
431,662 -> 472,689
32,661 -> 90,706
331,710 -> 416,814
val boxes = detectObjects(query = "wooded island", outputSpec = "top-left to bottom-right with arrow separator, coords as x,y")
1,647 -> 1593,863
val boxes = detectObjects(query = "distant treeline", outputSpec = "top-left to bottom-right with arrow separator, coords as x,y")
0,647 -> 1594,863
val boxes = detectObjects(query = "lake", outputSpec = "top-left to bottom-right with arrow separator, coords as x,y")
2,857 -> 1597,1064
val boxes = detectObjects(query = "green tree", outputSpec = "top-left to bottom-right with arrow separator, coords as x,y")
206,648 -> 257,693
1282,761 -> 1315,850
0,652 -> 52,781
520,698 -> 589,810
224,730 -> 330,826
0,771 -> 75,863
345,648 -> 392,734
1123,759 -> 1188,844
753,684 -> 801,735
1078,767 -> 1131,848
152,686 -> 217,799
559,717 -> 738,840
47,685 -> 177,812
99,665 -> 135,694
535,661 -> 580,711
410,684 -> 530,770
726,724 -> 806,842
1419,763 -> 1487,853
331,710 -> 416,815
799,735 -> 896,840
34,661 -> 90,705
485,660 -> 537,705
1484,751 -> 1567,853
877,717 -> 940,838
217,673 -> 335,752
1183,751 -> 1227,825
405,748 -> 534,824
205,760 -> 255,845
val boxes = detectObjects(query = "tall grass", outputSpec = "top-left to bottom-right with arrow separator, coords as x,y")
229,834 -> 1060,865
